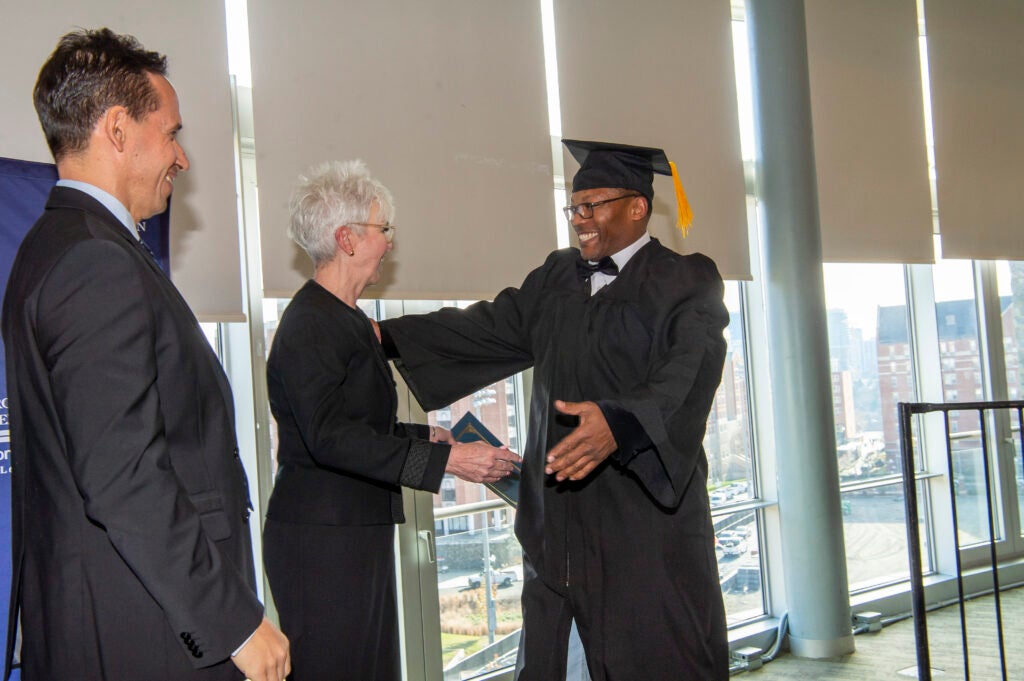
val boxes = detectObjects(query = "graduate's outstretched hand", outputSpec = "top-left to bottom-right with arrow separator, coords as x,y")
545,400 -> 616,481
447,442 -> 522,484
369,319 -> 382,343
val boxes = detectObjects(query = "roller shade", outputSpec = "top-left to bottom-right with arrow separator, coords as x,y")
0,2 -> 245,320
248,0 -> 556,300
554,0 -> 749,280
805,0 -> 934,264
925,0 -> 1024,261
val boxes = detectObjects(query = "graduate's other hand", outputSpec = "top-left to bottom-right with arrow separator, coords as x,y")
369,318 -> 382,343
232,617 -> 291,681
447,441 -> 522,484
546,400 -> 616,481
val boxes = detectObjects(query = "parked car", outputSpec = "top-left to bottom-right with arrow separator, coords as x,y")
468,567 -> 517,588
717,532 -> 748,557
721,539 -> 747,557
717,529 -> 746,543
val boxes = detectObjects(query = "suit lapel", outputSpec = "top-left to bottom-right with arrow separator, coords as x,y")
47,187 -> 237,420
341,297 -> 399,426
47,187 -> 168,280
352,307 -> 400,423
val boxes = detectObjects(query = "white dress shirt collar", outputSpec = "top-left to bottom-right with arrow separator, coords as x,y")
589,232 -> 651,295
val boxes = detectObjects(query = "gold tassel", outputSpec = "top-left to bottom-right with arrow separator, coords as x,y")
669,161 -> 693,237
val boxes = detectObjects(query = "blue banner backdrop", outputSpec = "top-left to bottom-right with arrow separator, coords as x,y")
0,156 -> 170,678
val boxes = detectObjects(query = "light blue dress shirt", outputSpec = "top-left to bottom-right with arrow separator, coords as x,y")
56,179 -> 140,240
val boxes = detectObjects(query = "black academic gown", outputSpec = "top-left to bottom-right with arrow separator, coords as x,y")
263,280 -> 450,681
380,239 -> 730,681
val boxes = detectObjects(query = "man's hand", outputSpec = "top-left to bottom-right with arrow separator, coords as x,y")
545,400 -> 617,482
231,617 -> 290,681
369,318 -> 382,343
446,442 -> 522,484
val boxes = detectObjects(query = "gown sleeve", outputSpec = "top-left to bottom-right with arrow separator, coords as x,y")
613,255 -> 729,508
271,308 -> 450,492
379,256 -> 555,411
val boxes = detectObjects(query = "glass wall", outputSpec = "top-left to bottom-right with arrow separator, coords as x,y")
840,482 -> 921,589
434,502 -> 521,676
824,263 -> 924,589
428,371 -> 525,680
212,3 -> 1024,679
241,262 -> 1023,679
708,282 -> 755,503
707,281 -> 766,624
1001,262 -> 1024,403
995,262 -> 1023,537
932,259 -> 992,546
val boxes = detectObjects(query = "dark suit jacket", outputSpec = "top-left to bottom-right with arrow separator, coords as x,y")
1,186 -> 263,680
264,280 -> 449,527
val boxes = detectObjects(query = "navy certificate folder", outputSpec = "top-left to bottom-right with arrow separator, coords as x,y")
450,412 -> 520,507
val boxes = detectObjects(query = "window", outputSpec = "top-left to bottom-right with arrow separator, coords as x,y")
842,481 -> 928,591
435,407 -> 453,431
440,478 -> 457,504
825,264 -> 914,480
199,322 -> 221,354
707,281 -> 765,625
707,282 -> 755,508
995,262 -> 1024,535
716,509 -> 763,622
932,259 -> 991,547
371,300 -> 526,679
825,263 -> 921,589
221,2 -> 1024,677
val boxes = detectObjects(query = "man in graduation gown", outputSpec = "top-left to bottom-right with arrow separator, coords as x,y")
379,139 -> 730,680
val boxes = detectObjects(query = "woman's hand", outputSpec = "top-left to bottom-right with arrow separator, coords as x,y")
446,442 -> 522,484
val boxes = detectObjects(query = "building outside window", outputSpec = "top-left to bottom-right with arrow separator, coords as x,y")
825,263 -> 924,590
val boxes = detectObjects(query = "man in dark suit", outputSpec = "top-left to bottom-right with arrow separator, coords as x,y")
2,28 -> 290,681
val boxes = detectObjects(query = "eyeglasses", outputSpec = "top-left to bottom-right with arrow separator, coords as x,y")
350,222 -> 396,243
562,193 -> 641,221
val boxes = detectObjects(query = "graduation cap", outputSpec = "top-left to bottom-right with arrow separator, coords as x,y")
563,138 -> 694,236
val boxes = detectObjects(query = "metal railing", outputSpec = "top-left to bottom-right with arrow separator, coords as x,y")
898,399 -> 1024,681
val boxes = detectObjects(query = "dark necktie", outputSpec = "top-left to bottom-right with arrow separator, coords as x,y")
575,256 -> 619,283
139,238 -> 156,259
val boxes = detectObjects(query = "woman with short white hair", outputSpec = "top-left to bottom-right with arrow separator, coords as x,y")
262,160 -> 519,680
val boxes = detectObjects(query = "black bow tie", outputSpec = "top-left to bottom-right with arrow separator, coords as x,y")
576,256 -> 619,282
